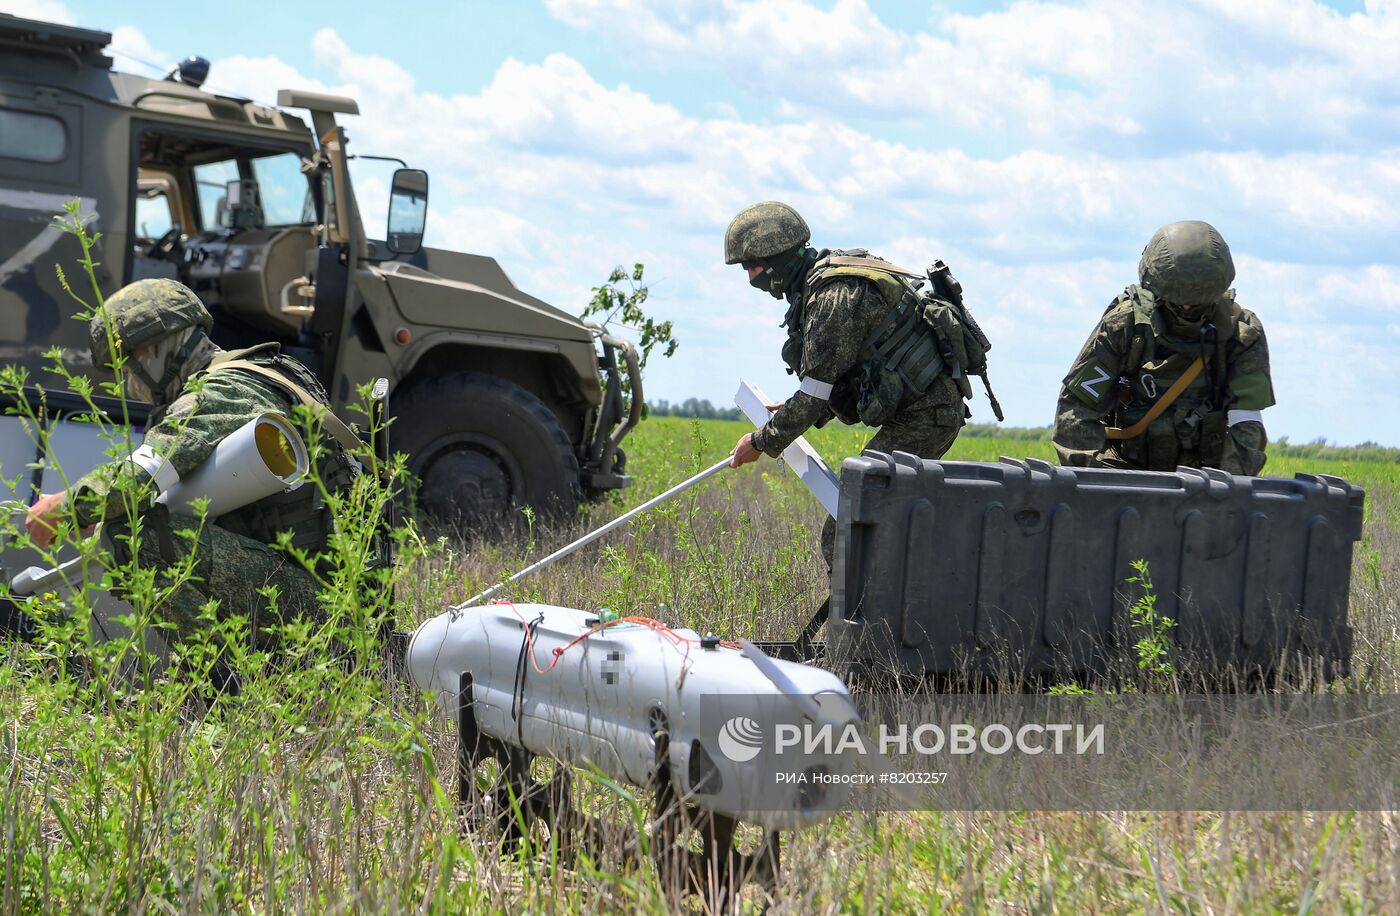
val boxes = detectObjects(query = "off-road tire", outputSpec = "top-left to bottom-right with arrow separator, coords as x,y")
392,372 -> 581,529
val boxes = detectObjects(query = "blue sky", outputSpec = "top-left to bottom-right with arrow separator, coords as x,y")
10,0 -> 1400,446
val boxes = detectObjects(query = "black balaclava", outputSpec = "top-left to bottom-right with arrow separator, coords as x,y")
750,245 -> 816,300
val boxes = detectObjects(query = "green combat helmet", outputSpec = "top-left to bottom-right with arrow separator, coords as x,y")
1138,220 -> 1236,307
89,278 -> 214,404
724,201 -> 811,265
88,278 -> 213,367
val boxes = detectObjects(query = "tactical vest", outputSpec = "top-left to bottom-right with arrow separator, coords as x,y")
783,250 -> 973,427
201,344 -> 360,554
1109,285 -> 1241,471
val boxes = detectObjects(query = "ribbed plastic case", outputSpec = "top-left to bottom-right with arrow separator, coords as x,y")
829,453 -> 1364,680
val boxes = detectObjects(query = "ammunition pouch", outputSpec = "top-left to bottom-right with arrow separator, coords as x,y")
1194,407 -> 1228,467
828,377 -> 861,426
855,359 -> 906,426
101,504 -> 214,607
1113,400 -> 1229,471
104,501 -> 180,568
218,482 -> 330,555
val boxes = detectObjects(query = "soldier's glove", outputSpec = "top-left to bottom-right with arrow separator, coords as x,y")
1090,448 -> 1133,470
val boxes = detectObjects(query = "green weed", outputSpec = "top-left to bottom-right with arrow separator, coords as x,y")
2,227 -> 1399,909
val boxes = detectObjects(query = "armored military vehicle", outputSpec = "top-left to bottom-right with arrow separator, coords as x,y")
0,13 -> 640,525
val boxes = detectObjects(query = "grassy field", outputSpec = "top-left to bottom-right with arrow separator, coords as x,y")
4,416 -> 1399,912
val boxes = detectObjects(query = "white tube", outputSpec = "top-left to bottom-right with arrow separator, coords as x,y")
9,555 -> 104,597
8,413 -> 309,597
157,413 -> 308,518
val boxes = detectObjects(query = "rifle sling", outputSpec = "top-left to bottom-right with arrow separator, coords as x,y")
209,359 -> 366,455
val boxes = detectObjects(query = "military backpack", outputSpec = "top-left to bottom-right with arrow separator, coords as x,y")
804,250 -> 1002,426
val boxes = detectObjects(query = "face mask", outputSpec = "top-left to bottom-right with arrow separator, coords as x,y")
121,365 -> 156,403
747,247 -> 811,300
748,267 -> 784,298
125,328 -> 215,406
1162,298 -> 1209,333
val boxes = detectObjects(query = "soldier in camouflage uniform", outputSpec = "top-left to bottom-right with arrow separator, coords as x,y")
724,201 -> 967,562
25,278 -> 360,650
1053,221 -> 1274,475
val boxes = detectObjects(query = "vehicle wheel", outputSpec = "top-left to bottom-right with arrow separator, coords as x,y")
392,372 -> 581,529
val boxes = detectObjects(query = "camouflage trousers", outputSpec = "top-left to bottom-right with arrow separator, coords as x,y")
820,407 -> 963,567
107,507 -> 323,650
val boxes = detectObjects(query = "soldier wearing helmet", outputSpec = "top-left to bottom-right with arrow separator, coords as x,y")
725,200 -> 967,563
1053,221 -> 1274,475
25,278 -> 363,654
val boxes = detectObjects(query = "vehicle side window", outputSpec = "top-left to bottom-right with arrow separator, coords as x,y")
250,152 -> 313,226
134,188 -> 174,241
193,158 -> 240,229
0,108 -> 67,163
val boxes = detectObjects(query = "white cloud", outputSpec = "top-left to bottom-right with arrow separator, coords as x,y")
546,0 -> 1400,153
548,0 -> 902,71
106,24 -> 169,74
0,0 -> 75,24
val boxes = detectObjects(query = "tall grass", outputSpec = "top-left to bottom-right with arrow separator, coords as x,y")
4,283 -> 1399,914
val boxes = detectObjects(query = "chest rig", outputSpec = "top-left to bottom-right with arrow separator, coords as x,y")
1108,286 -> 1241,469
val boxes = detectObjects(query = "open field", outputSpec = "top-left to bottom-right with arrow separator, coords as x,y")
4,416 -> 1399,912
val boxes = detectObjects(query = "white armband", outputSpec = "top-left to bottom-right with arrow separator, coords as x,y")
1227,409 -> 1263,427
127,443 -> 180,494
798,376 -> 834,401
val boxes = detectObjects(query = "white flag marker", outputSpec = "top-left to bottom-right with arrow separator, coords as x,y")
734,379 -> 840,518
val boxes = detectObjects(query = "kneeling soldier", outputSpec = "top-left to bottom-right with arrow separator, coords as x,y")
1053,221 -> 1274,476
25,279 -> 364,650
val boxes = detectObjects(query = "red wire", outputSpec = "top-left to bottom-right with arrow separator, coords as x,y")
492,598 -> 743,675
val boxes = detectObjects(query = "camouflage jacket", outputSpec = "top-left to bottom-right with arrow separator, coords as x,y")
1052,285 -> 1274,475
72,343 -> 354,551
750,251 -> 963,457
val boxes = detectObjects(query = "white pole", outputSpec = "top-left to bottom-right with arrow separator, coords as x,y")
450,455 -> 733,614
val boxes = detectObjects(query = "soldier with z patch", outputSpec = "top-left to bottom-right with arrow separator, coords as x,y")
1053,221 -> 1275,475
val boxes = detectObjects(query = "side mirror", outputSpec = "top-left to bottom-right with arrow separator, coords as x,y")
386,168 -> 428,255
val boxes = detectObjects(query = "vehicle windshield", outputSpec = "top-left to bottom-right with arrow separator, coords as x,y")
251,152 -> 314,226
191,151 -> 313,231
